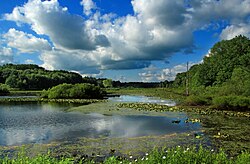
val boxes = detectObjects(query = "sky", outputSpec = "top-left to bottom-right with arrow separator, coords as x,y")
0,0 -> 250,82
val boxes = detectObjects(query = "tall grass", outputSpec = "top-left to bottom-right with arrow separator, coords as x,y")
1,146 -> 249,164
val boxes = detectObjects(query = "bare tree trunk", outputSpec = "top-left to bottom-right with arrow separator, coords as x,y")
186,62 -> 189,96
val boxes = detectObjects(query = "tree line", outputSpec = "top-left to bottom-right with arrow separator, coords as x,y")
173,35 -> 250,110
0,64 -> 83,90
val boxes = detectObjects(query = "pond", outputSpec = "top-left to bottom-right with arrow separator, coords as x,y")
0,98 -> 200,146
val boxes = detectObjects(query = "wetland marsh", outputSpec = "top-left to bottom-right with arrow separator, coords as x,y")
0,92 -> 249,162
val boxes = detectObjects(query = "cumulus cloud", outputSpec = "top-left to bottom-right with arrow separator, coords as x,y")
0,47 -> 14,65
4,0 -> 106,50
139,62 -> 199,82
220,23 -> 250,40
188,0 -> 250,26
3,28 -> 52,53
80,0 -> 97,16
3,0 -> 250,78
132,0 -> 187,28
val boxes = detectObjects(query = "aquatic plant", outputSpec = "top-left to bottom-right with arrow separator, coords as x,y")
0,97 -> 106,105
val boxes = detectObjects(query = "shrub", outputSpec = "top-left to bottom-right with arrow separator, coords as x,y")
183,95 -> 211,106
0,83 -> 10,95
42,83 -> 105,99
212,96 -> 250,110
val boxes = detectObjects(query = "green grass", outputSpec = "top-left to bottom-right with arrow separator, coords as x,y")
1,146 -> 249,164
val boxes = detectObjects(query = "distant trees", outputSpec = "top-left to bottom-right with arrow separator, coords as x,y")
0,64 -> 83,90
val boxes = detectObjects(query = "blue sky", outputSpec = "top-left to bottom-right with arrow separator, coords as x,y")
0,0 -> 250,82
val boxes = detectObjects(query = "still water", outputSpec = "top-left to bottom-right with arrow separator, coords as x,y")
109,95 -> 176,106
0,96 -> 200,146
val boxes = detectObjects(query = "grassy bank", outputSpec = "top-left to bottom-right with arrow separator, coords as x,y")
1,146 -> 249,164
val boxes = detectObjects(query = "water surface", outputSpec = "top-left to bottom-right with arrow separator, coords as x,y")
109,95 -> 176,106
0,102 -> 199,146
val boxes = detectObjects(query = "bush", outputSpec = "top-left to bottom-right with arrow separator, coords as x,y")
0,83 -> 10,95
42,83 -> 105,99
212,96 -> 250,110
183,95 -> 211,106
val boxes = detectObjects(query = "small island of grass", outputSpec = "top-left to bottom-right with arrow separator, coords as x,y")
41,83 -> 106,99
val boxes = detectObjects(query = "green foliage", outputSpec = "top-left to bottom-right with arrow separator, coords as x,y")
218,68 -> 250,96
0,83 -> 10,95
1,146 -> 249,164
103,79 -> 113,88
0,64 -> 83,90
212,96 -> 250,110
170,36 -> 250,110
184,95 -> 211,106
173,35 -> 250,88
42,83 -> 105,99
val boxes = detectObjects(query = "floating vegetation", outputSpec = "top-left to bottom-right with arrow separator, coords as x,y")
116,102 -> 173,112
213,132 -> 229,139
116,102 -> 250,118
185,118 -> 201,123
194,133 -> 204,139
0,97 -> 106,105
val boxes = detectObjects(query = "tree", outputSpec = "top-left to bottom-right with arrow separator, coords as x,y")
103,79 -> 113,88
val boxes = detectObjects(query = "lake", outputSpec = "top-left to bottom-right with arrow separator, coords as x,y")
0,96 -> 200,146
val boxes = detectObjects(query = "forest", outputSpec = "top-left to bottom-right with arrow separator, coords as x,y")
173,35 -> 250,110
0,64 -> 83,90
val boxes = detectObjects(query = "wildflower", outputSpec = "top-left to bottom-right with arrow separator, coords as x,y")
129,162 -> 132,164
146,158 -> 148,160
145,153 -> 149,156
120,162 -> 123,164
130,156 -> 133,159
165,150 -> 168,153
211,149 -> 214,152
162,156 -> 166,159
135,159 -> 138,162
141,157 -> 144,161
177,145 -> 181,148
186,148 -> 190,151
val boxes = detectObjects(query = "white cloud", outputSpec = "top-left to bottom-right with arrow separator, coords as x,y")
25,59 -> 35,64
220,23 -> 250,40
139,62 -> 199,82
3,0 -> 250,78
80,0 -> 97,16
188,0 -> 250,26
4,0 -> 104,51
0,47 -> 13,65
132,0 -> 187,28
3,28 -> 52,53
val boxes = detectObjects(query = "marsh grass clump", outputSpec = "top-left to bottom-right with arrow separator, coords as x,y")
42,83 -> 106,99
212,96 -> 250,111
183,95 -> 211,106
